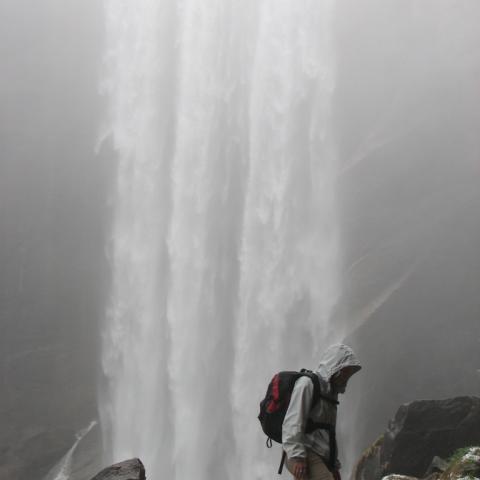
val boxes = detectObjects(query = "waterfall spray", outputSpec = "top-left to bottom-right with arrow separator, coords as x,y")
100,1 -> 338,479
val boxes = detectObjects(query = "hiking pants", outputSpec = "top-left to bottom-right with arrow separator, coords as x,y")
286,450 -> 334,480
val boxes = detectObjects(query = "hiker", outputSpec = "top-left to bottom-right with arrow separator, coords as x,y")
283,344 -> 361,480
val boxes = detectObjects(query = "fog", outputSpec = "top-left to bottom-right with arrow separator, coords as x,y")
0,1 -> 106,478
0,1 -> 479,480
332,0 -> 480,466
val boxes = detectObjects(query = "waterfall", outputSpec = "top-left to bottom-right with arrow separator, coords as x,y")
100,2 -> 338,479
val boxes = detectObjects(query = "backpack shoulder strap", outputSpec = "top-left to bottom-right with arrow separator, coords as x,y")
299,369 -> 339,406
297,369 -> 339,472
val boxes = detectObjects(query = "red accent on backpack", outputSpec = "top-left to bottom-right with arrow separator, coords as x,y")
267,374 -> 280,413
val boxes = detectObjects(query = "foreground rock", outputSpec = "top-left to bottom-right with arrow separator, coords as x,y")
354,396 -> 480,480
90,458 -> 145,480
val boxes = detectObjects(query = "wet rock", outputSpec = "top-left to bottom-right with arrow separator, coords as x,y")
353,397 -> 480,480
90,458 -> 146,480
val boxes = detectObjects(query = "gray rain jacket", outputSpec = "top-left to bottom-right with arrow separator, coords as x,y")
282,344 -> 361,463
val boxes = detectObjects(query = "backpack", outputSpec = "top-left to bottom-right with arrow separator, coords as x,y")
258,369 -> 339,474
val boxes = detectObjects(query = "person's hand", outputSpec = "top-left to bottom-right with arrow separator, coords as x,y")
333,469 -> 341,480
292,458 -> 308,479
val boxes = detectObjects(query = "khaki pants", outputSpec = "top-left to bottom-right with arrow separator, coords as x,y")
286,450 -> 334,480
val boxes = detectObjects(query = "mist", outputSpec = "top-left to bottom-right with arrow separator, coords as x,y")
1,1 -> 479,480
0,1 -> 106,478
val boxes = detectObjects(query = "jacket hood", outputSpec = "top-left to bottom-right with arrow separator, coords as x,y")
316,343 -> 361,381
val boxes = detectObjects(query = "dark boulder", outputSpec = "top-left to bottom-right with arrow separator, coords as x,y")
90,458 -> 146,480
353,396 -> 480,480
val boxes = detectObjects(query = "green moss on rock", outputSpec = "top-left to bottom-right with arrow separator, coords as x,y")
440,447 -> 480,480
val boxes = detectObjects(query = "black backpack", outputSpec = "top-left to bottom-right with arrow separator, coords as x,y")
258,369 -> 339,474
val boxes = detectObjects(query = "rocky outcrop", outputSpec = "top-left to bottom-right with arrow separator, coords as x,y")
353,396 -> 480,480
90,459 -> 146,480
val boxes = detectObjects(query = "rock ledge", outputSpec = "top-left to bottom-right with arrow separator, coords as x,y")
354,396 -> 480,480
90,458 -> 146,480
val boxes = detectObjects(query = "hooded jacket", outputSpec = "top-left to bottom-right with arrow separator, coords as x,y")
282,344 -> 361,463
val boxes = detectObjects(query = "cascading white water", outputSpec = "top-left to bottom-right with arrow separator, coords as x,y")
100,2 -> 338,479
